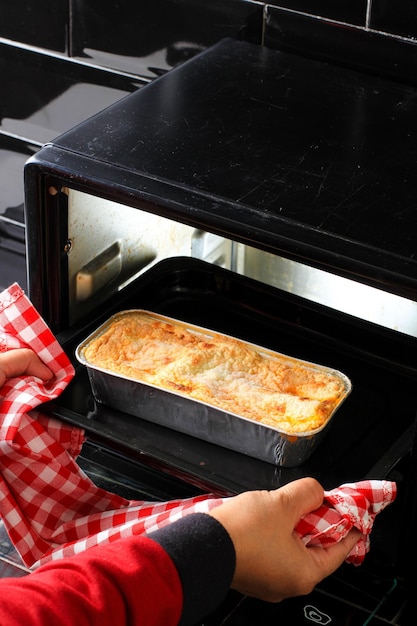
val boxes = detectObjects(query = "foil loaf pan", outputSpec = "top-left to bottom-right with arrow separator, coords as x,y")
76,310 -> 352,467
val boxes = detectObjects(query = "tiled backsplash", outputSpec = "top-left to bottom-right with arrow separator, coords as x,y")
2,0 -> 417,79
0,0 -> 68,52
69,0 -> 263,79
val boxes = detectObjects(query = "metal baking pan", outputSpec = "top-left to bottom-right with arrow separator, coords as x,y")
76,310 -> 352,467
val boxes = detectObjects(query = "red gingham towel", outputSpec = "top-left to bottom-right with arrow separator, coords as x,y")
0,283 -> 223,570
0,283 -> 396,570
295,480 -> 397,565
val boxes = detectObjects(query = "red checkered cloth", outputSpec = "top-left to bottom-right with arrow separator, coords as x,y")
0,283 -> 396,571
295,480 -> 397,565
0,283 -> 223,570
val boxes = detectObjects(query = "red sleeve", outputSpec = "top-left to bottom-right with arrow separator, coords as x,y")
0,534 -> 183,626
0,513 -> 236,626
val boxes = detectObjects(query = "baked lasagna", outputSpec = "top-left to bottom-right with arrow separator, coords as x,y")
83,311 -> 348,434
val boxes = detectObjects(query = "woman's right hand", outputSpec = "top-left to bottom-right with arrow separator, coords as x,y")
209,477 -> 362,602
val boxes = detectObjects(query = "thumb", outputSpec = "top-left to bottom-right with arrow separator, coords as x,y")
275,477 -> 325,526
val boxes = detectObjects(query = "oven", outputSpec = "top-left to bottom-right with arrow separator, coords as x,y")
23,38 -> 417,625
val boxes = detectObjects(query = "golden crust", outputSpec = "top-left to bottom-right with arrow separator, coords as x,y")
84,312 -> 347,434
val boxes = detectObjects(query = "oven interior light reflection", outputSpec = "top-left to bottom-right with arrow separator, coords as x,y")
68,189 -> 417,338
238,248 -> 417,338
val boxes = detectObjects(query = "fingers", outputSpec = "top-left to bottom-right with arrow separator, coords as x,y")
0,349 -> 53,387
281,479 -> 363,581
307,527 -> 363,577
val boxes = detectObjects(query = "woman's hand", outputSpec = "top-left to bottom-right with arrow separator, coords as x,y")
0,348 -> 53,388
209,477 -> 361,602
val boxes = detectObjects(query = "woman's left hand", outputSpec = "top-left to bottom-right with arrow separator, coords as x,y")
0,348 -> 53,388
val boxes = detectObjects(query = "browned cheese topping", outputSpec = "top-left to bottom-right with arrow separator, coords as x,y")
84,313 -> 347,434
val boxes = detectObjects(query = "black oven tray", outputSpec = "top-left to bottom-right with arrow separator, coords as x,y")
55,256 -> 416,493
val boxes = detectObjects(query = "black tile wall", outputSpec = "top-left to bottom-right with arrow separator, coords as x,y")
264,8 -> 417,84
370,1 -> 417,39
0,43 -> 141,145
265,0 -> 366,26
0,0 -> 68,53
70,0 -> 263,78
67,0 -> 417,83
0,135 -> 34,290
1,1 -> 417,80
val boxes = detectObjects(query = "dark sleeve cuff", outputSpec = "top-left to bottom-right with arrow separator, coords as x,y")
148,512 -> 236,626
